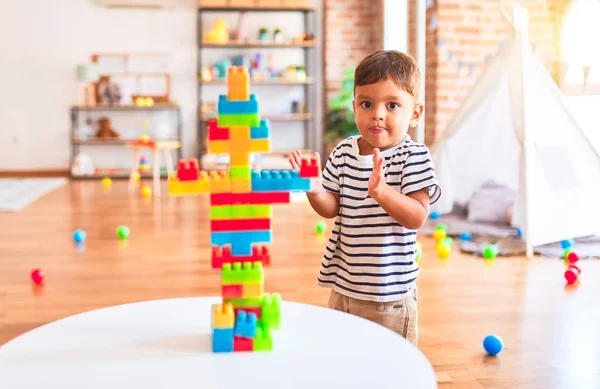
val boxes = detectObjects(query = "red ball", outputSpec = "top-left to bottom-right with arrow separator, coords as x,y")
567,251 -> 580,264
565,265 -> 581,285
31,268 -> 44,285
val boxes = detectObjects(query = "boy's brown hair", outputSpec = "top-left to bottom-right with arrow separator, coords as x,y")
354,50 -> 421,101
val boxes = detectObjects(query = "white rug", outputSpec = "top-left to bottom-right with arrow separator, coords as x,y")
0,178 -> 66,212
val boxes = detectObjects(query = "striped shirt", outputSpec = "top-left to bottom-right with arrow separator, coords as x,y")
317,135 -> 441,302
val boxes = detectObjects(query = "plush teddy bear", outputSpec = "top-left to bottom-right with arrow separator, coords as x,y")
95,117 -> 120,139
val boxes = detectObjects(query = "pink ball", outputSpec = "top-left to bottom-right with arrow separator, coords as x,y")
31,268 -> 44,285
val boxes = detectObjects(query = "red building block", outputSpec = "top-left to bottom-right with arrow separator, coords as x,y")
300,157 -> 320,178
233,336 -> 253,352
177,158 -> 200,181
211,218 -> 271,232
208,119 -> 229,141
222,284 -> 243,298
212,246 -> 271,269
234,307 -> 262,320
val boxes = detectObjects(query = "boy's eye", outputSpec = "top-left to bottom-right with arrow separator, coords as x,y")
387,102 -> 400,110
360,101 -> 372,109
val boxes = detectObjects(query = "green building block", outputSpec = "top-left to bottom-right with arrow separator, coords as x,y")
254,323 -> 273,351
210,205 -> 272,220
218,113 -> 260,127
261,293 -> 281,329
223,297 -> 262,308
229,166 -> 252,180
221,262 -> 263,285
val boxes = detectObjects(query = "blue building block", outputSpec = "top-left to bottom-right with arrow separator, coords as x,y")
251,169 -> 312,192
210,231 -> 273,256
234,311 -> 258,338
218,94 -> 258,115
212,328 -> 234,352
250,119 -> 270,139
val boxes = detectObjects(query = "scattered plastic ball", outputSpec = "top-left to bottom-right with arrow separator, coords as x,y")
102,177 -> 112,188
482,244 -> 498,259
560,239 -> 573,249
516,228 -> 522,237
117,225 -> 130,240
566,251 -> 579,264
315,221 -> 327,234
436,242 -> 452,258
141,185 -> 152,198
441,237 -> 454,247
436,223 -> 448,232
459,232 -> 472,241
31,268 -> 44,285
565,265 -> 581,285
429,211 -> 440,220
73,229 -> 86,243
433,229 -> 447,242
483,334 -> 503,356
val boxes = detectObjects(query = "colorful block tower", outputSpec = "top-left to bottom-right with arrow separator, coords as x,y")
168,66 -> 320,352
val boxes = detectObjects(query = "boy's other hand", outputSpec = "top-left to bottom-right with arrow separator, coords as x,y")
368,148 -> 388,200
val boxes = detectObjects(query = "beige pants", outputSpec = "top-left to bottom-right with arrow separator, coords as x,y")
328,288 -> 418,345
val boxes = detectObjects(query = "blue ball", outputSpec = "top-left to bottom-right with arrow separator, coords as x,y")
483,335 -> 503,356
560,239 -> 573,249
459,232 -> 472,241
73,229 -> 86,243
429,211 -> 440,220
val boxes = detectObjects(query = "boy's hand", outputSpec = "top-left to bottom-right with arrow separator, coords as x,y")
368,148 -> 388,200
289,149 -> 323,194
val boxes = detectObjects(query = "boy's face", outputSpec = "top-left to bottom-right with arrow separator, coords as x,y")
352,78 -> 423,153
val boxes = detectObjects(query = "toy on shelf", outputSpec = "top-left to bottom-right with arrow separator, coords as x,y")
95,117 -> 120,139
204,18 -> 229,44
168,65 -> 320,352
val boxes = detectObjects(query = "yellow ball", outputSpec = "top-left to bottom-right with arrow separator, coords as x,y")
436,242 -> 452,258
102,177 -> 112,188
141,185 -> 152,198
139,133 -> 150,143
433,229 -> 447,242
415,241 -> 423,263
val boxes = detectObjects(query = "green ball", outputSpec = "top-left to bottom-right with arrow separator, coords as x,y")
436,223 -> 449,232
482,244 -> 498,259
441,237 -> 454,247
315,221 -> 327,234
117,225 -> 130,240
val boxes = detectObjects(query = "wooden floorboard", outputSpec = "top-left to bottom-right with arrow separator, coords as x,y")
1,180 -> 600,388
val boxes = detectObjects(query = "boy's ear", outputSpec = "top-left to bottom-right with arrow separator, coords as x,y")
409,103 -> 424,127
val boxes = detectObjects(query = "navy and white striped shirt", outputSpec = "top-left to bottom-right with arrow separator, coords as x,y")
317,135 -> 441,302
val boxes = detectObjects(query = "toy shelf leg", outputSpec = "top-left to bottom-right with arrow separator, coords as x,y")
129,149 -> 141,192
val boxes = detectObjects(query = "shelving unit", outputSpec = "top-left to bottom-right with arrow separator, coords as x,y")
69,105 -> 182,179
196,2 -> 323,166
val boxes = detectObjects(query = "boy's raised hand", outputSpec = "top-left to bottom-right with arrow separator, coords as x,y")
368,148 -> 387,199
288,149 -> 322,177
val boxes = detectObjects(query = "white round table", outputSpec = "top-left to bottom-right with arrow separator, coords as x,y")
0,297 -> 437,389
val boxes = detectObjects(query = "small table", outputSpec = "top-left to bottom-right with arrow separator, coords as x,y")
0,297 -> 437,389
125,140 -> 181,196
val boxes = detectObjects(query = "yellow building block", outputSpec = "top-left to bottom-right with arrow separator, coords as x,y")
250,139 -> 270,153
168,171 -> 230,196
242,283 -> 264,299
231,178 -> 251,193
227,66 -> 250,101
230,152 -> 250,166
229,126 -> 251,141
212,302 -> 234,329
207,170 -> 231,193
208,140 -> 229,154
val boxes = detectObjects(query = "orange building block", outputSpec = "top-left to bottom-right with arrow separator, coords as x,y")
229,126 -> 251,141
231,178 -> 252,193
230,152 -> 251,166
227,66 -> 250,101
242,283 -> 264,299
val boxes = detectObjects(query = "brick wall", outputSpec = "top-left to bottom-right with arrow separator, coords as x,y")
411,0 -> 568,144
324,0 -> 383,104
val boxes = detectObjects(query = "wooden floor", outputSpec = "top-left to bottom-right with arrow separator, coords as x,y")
1,180 -> 600,389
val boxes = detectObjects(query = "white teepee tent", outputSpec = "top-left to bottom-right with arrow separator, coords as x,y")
430,3 -> 600,253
